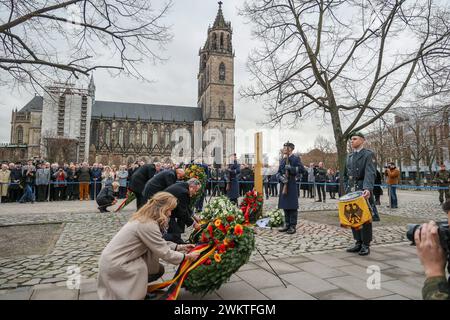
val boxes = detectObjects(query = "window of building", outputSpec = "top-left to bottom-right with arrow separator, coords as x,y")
16,126 -> 23,144
165,130 -> 170,147
219,62 -> 225,81
129,129 -> 135,145
212,33 -> 217,50
105,127 -> 111,146
220,32 -> 224,49
118,128 -> 124,146
142,129 -> 148,146
219,101 -> 225,118
152,128 -> 158,147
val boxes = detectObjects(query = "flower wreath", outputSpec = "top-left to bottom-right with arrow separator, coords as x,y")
239,190 -> 264,223
182,197 -> 255,295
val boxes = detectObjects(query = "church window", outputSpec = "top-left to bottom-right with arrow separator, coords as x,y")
16,126 -> 23,144
219,62 -> 226,81
105,127 -> 111,146
219,101 -> 225,119
206,65 -> 209,84
220,33 -> 224,49
212,33 -> 217,50
227,34 -> 231,51
142,129 -> 148,146
165,130 -> 170,147
118,128 -> 124,146
152,128 -> 158,147
129,129 -> 135,145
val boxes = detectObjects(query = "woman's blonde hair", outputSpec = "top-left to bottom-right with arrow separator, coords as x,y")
130,192 -> 178,229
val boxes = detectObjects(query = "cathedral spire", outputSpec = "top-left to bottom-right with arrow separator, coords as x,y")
213,1 -> 229,29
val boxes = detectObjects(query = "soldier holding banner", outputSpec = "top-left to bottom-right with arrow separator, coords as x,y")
343,132 -> 377,256
278,142 -> 305,235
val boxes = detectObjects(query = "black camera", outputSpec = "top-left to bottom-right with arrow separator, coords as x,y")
406,221 -> 450,253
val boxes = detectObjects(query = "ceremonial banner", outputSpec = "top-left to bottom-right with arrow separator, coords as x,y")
338,191 -> 372,230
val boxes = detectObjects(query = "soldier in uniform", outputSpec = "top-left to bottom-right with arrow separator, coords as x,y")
225,154 -> 240,205
433,163 -> 450,205
343,132 -> 377,256
278,142 -> 305,235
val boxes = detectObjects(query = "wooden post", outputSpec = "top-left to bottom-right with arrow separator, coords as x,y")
254,132 -> 263,194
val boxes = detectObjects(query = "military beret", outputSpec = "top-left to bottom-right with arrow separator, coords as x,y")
283,141 -> 295,149
350,131 -> 365,139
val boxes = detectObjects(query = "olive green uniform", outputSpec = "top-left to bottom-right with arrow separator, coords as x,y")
433,170 -> 450,204
422,276 -> 449,300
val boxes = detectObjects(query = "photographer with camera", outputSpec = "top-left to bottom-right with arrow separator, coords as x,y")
413,201 -> 450,300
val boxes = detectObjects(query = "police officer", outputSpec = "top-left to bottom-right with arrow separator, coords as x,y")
278,142 -> 305,235
225,153 -> 240,205
433,163 -> 450,205
344,132 -> 377,256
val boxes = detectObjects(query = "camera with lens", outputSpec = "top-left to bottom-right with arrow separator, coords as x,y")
406,221 -> 450,253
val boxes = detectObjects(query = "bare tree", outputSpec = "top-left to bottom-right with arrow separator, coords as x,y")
0,0 -> 173,90
239,0 -> 450,192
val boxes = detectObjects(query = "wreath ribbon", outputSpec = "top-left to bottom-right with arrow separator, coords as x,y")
147,243 -> 216,300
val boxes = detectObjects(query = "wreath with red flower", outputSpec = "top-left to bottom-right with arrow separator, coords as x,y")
183,197 -> 255,295
239,190 -> 264,223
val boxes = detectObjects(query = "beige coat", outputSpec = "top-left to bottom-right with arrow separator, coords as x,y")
0,169 -> 10,197
97,219 -> 184,300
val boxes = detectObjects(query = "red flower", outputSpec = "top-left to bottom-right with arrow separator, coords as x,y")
234,224 -> 244,236
217,244 -> 226,253
207,224 -> 214,237
226,215 -> 235,222
201,233 -> 208,243
228,241 -> 235,248
204,258 -> 212,265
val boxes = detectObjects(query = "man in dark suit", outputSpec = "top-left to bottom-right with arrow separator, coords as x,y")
96,182 -> 119,213
225,153 -> 240,205
344,131 -> 377,256
142,168 -> 185,202
278,141 -> 305,234
163,178 -> 201,244
129,163 -> 160,209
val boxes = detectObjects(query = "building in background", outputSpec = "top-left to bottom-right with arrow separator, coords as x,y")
1,3 -> 235,165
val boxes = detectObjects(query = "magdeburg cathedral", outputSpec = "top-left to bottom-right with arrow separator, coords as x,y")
1,3 -> 235,165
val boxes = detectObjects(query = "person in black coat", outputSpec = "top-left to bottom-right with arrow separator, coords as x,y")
163,179 -> 201,244
142,168 -> 185,203
97,182 -> 119,212
374,169 -> 383,206
129,163 -> 159,210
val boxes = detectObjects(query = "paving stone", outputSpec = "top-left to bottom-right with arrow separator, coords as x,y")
307,255 -> 354,268
259,285 -> 316,300
0,288 -> 32,300
237,262 -> 260,271
383,259 -> 425,274
254,260 -> 301,274
326,275 -> 394,299
79,291 -> 99,300
178,288 -> 222,300
236,269 -> 289,290
215,281 -> 268,300
22,279 -> 41,286
281,272 -> 338,294
31,287 -> 79,300
313,289 -> 361,300
295,262 -> 347,279
371,294 -> 410,300
381,280 -> 423,300
337,264 -> 394,282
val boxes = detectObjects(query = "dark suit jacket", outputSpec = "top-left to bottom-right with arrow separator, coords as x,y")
129,164 -> 156,194
143,170 -> 177,201
164,182 -> 194,234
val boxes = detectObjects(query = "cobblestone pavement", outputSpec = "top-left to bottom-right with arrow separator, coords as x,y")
0,190 -> 446,294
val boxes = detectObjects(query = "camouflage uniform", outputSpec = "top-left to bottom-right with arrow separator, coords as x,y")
433,170 -> 450,204
422,276 -> 449,300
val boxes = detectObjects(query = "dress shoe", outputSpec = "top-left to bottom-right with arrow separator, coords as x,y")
278,226 -> 289,232
346,243 -> 362,253
372,216 -> 380,222
286,227 -> 296,234
315,200 -> 322,202
358,245 -> 370,256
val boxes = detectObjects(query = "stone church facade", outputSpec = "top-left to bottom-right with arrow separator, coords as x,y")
1,4 -> 236,166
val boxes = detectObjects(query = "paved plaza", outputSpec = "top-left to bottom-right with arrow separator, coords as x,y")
0,189 -> 447,300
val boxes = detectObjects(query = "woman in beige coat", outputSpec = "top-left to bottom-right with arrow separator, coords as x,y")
97,192 -> 199,300
0,164 -> 11,201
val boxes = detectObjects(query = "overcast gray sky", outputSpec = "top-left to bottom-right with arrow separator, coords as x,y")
0,0 -> 335,157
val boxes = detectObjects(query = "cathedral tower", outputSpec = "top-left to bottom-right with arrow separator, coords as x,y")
198,2 -> 235,164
